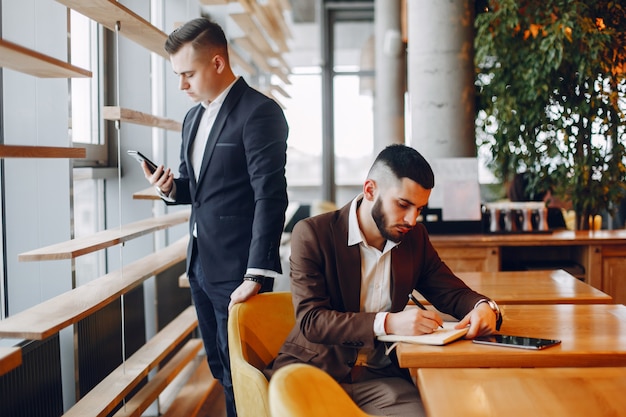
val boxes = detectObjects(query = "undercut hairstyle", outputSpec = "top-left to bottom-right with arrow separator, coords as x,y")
367,144 -> 435,190
164,17 -> 228,59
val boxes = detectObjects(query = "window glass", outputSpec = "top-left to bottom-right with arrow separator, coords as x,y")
73,179 -> 105,285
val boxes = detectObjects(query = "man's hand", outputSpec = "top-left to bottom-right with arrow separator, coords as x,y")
385,307 -> 444,335
228,279 -> 262,312
455,302 -> 497,338
142,162 -> 174,195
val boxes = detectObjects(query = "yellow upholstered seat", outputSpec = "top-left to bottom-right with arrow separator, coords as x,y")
268,363 -> 375,417
228,291 -> 295,417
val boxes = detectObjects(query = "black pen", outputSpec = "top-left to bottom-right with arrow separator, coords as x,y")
408,293 -> 444,329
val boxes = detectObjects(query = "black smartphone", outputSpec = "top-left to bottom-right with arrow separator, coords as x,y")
472,334 -> 561,350
127,150 -> 159,174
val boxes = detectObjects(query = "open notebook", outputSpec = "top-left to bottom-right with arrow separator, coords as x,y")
378,322 -> 468,353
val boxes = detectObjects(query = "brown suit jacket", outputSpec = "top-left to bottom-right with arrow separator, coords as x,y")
264,201 -> 487,382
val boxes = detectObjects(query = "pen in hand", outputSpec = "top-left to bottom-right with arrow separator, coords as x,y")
408,293 -> 444,329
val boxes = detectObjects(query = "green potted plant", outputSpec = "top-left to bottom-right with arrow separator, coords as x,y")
474,0 -> 626,229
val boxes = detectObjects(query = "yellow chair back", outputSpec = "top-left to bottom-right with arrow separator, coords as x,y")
228,292 -> 295,417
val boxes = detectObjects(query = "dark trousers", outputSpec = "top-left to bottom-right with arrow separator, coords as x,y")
187,239 -> 273,417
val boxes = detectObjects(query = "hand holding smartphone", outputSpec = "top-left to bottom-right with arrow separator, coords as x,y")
127,150 -> 159,174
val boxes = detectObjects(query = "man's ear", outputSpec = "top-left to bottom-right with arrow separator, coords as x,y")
363,179 -> 377,201
213,55 -> 226,73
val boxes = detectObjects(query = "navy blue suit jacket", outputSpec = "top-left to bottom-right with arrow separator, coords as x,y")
170,77 -> 288,283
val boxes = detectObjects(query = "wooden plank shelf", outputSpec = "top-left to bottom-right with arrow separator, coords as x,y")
0,145 -> 86,159
228,45 -> 256,76
232,37 -> 272,72
19,210 -> 190,261
133,186 -> 161,201
0,38 -> 92,78
0,236 -> 188,340
62,307 -> 198,417
161,359 -> 219,417
54,0 -> 168,59
0,347 -> 22,376
103,106 -> 182,132
230,13 -> 276,57
111,339 -> 204,417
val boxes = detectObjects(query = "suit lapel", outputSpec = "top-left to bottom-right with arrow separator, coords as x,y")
185,104 -> 205,192
196,77 -> 247,189
332,204 -> 362,312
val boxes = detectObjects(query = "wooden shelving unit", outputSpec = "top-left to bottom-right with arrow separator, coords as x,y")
19,210 -> 189,261
62,310 -> 198,417
232,37 -> 272,72
230,13 -> 276,58
0,145 -> 86,159
103,106 -> 182,132
0,39 -> 91,78
54,0 -> 168,59
0,237 -> 187,340
228,45 -> 256,75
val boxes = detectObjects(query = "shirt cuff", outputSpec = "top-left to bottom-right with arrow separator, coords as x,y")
374,312 -> 388,336
156,182 -> 176,202
246,268 -> 278,278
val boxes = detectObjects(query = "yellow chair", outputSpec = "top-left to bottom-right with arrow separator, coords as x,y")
228,291 -> 295,417
268,363 -> 376,417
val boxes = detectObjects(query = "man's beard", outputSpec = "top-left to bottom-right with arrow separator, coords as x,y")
371,198 -> 411,243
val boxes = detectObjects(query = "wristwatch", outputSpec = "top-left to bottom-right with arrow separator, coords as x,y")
475,298 -> 503,331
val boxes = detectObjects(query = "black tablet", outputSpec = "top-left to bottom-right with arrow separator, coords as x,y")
472,334 -> 561,350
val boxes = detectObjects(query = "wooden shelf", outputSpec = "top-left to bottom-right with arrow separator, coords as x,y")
55,0 -> 168,59
0,39 -> 91,78
133,186 -> 161,200
0,145 -> 86,159
19,210 -> 189,261
230,13 -> 276,57
237,0 -> 289,53
0,237 -> 188,340
161,360 -> 218,417
110,339 -> 204,417
103,106 -> 182,132
232,37 -> 272,72
0,347 -> 22,377
228,45 -> 255,76
63,308 -> 198,417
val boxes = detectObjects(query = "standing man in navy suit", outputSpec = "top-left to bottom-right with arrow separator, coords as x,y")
142,18 -> 288,417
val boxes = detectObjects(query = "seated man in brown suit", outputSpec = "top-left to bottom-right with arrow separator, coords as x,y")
264,144 -> 501,416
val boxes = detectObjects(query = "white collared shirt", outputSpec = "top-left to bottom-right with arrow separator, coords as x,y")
348,194 -> 397,336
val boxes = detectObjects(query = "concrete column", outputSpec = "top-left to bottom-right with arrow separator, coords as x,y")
374,0 -> 405,153
407,0 -> 476,160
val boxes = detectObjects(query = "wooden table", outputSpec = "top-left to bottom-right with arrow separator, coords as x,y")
416,269 -> 612,305
417,367 -> 626,417
396,304 -> 626,369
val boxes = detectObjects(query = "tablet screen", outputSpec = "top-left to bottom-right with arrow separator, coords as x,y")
473,334 -> 561,350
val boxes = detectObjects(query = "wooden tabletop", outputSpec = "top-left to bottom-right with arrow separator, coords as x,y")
417,367 -> 626,417
416,269 -> 612,305
395,303 -> 626,369
429,229 -> 626,247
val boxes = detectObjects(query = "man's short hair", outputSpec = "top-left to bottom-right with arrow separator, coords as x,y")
165,17 -> 228,57
368,144 -> 435,189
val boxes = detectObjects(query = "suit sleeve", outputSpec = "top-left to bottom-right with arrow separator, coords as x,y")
243,99 -> 289,272
289,219 -> 378,349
